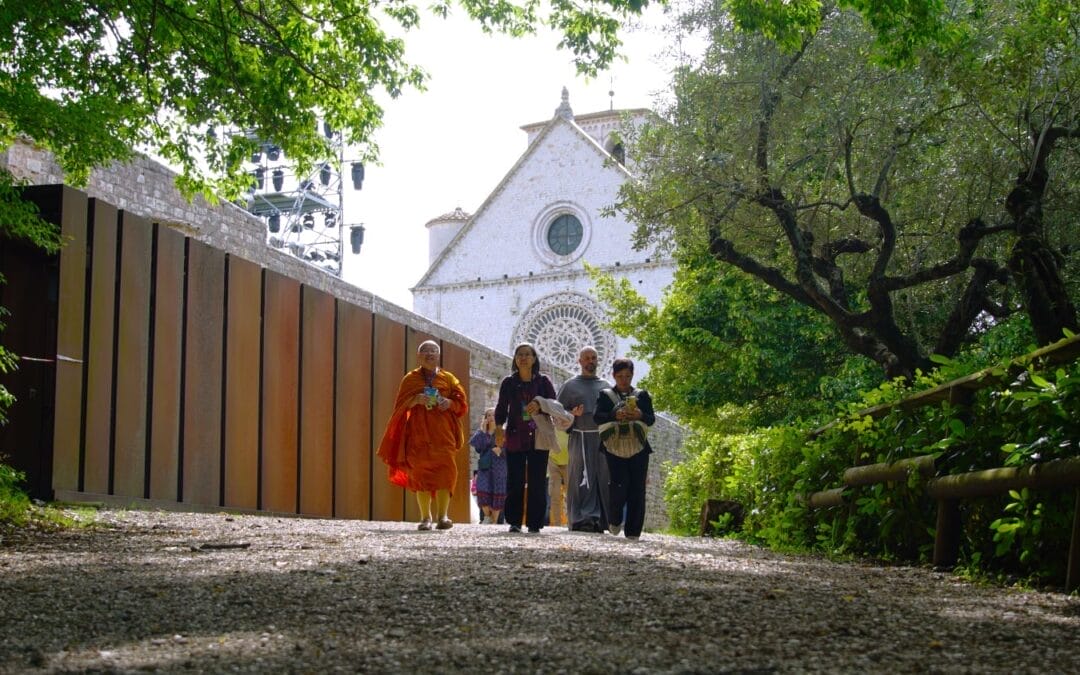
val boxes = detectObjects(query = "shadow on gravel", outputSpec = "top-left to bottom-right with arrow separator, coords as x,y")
2,520 -> 1079,673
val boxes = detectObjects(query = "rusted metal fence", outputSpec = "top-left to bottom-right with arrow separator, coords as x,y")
0,185 -> 472,523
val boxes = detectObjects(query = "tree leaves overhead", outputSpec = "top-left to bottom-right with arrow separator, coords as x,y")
723,0 -> 959,65
0,0 -> 655,200
618,1 -> 1078,380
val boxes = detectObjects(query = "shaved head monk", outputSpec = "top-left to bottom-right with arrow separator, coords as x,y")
376,340 -> 468,530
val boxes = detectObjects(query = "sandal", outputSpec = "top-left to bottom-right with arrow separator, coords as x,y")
417,519 -> 433,531
436,517 -> 453,530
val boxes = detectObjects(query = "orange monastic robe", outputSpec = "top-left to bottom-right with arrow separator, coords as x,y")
376,367 -> 468,493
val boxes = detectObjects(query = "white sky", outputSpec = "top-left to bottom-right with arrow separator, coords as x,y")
339,6 -> 682,308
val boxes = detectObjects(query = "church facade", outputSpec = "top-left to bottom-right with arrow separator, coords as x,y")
412,90 -> 675,381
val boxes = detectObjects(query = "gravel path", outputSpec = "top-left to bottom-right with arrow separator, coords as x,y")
1,508 -> 1079,674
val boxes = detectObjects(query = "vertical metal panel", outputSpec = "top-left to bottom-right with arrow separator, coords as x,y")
370,314 -> 406,521
261,270 -> 300,513
402,329 -> 437,523
295,287 -> 332,514
223,256 -> 262,510
299,286 -> 335,517
1,186 -> 66,499
334,301 -> 372,519
182,240 -> 225,507
148,225 -> 185,501
112,212 -> 153,498
441,341 -> 472,523
51,187 -> 89,493
83,199 -> 119,494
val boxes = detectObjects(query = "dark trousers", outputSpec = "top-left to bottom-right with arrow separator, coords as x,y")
605,450 -> 650,537
506,449 -> 550,530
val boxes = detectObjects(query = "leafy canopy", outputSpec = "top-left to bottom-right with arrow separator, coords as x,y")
589,253 -> 881,428
618,1 -> 1078,380
0,0 -> 657,202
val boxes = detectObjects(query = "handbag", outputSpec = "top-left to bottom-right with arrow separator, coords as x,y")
598,388 -> 646,458
477,450 -> 493,470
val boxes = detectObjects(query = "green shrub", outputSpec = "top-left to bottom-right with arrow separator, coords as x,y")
0,461 -> 31,526
665,327 -> 1080,584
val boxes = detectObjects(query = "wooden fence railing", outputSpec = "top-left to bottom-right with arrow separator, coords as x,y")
804,334 -> 1080,592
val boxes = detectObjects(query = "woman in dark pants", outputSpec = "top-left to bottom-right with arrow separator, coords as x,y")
594,358 -> 655,540
494,343 -> 557,533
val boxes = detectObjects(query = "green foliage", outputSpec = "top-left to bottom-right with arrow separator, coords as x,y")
723,0 -> 961,65
0,461 -> 99,531
0,0 -> 654,206
665,324 -> 1080,584
0,462 -> 31,526
589,251 -> 882,428
621,0 -> 1079,379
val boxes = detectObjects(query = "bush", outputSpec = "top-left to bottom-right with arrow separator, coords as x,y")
0,461 -> 31,526
664,328 -> 1080,584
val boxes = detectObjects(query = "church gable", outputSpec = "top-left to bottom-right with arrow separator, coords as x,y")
416,116 -> 639,289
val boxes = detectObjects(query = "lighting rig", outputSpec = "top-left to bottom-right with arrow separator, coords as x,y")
241,121 -> 366,276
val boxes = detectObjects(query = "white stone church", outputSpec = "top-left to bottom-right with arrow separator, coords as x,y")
412,89 -> 675,381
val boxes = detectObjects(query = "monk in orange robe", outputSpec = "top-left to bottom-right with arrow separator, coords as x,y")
376,340 -> 468,530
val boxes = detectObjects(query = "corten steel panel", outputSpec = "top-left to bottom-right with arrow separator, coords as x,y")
403,329 -> 437,523
112,212 -> 153,498
441,341 -> 472,523
261,271 -> 300,514
50,187 -> 89,493
182,241 -> 225,507
1,186 -> 65,498
334,301 -> 372,519
299,286 -> 335,517
148,226 -> 185,501
370,314 -> 406,521
83,199 -> 119,494
223,256 -> 262,510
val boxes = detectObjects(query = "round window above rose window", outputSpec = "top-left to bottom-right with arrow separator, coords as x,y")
546,214 -> 583,256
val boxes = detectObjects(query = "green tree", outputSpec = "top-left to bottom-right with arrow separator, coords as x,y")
618,2 -> 1078,380
0,0 -> 656,203
590,253 -> 880,427
924,0 -> 1080,346
723,0 -> 959,65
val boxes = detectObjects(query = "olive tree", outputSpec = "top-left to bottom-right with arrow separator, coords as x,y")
618,1 -> 1077,379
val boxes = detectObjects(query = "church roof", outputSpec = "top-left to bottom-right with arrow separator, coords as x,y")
519,107 -> 651,134
424,207 -> 471,228
412,96 -> 637,290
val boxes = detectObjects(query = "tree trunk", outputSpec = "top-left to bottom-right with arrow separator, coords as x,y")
1005,162 -> 1078,345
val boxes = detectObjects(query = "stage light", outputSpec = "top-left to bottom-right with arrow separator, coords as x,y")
350,224 -> 365,254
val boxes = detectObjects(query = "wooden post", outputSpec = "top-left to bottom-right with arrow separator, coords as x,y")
1068,489 -> 1080,593
934,499 -> 961,569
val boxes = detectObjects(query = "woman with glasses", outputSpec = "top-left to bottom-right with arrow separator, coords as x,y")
493,343 -> 557,533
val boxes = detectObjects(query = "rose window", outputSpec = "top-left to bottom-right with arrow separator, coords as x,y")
511,293 -> 615,373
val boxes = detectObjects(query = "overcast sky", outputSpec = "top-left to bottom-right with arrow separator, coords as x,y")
339,6 -> 683,308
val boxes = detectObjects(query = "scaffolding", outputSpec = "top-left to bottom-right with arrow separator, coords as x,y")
242,123 -> 364,276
